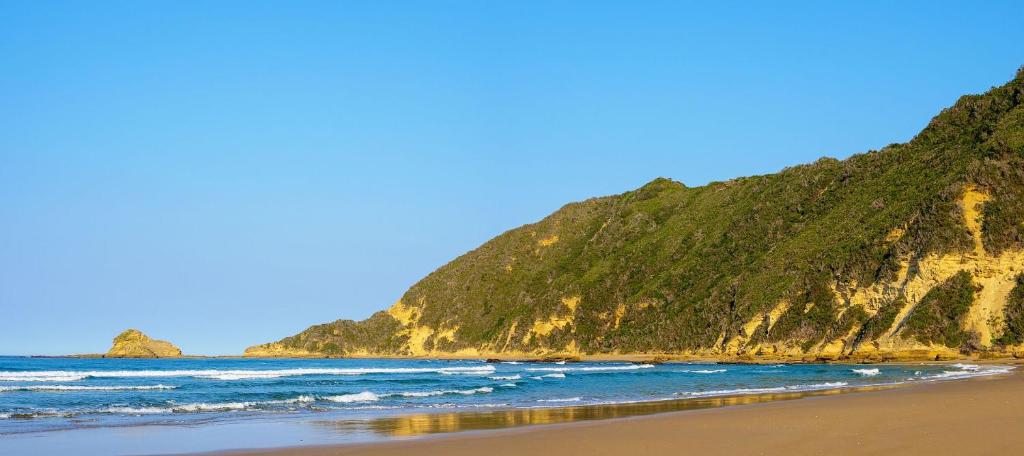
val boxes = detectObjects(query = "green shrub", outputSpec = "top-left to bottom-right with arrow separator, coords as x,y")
994,274 -> 1024,347
902,271 -> 978,349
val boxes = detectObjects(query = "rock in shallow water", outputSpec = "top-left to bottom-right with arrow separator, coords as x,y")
105,329 -> 182,358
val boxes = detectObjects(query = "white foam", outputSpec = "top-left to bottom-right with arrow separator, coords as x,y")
175,402 -> 253,412
918,365 -> 1013,381
501,361 -> 522,365
528,373 -> 566,380
924,371 -> 970,380
439,368 -> 496,376
105,395 -> 314,414
277,395 -> 316,404
804,381 -> 848,388
99,401 -> 266,415
394,387 -> 493,397
686,369 -> 727,374
500,383 -> 517,388
679,381 -> 849,398
852,368 -> 881,377
89,395 -> 318,415
459,387 -> 492,394
100,406 -> 169,415
681,386 -> 786,397
0,409 -> 63,419
537,397 -> 581,403
0,373 -> 89,382
393,390 -> 444,397
489,374 -> 522,380
525,364 -> 653,372
201,372 -> 288,380
323,391 -> 381,403
0,366 -> 495,382
0,384 -> 177,392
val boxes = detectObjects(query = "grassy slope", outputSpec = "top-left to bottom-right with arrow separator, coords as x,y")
251,68 -> 1024,358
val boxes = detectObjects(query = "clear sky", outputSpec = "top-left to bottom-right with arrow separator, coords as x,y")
2,1 -> 1023,355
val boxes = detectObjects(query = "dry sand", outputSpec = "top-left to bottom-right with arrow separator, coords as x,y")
220,367 -> 1024,456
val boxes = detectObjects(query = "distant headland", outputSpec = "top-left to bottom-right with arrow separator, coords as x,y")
103,329 -> 182,358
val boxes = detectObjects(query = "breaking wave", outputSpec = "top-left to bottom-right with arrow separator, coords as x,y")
917,364 -> 1013,381
0,384 -> 177,392
324,387 -> 494,403
489,374 -> 522,380
852,368 -> 881,377
530,373 -> 566,380
685,369 -> 727,374
393,387 -> 494,398
678,381 -> 849,398
0,366 -> 495,382
524,364 -> 653,372
1,359 -> 1014,429
323,391 -> 381,403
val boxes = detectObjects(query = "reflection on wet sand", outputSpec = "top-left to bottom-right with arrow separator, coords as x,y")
313,385 -> 894,438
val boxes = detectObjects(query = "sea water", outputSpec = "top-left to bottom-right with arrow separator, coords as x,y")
0,356 -> 1011,454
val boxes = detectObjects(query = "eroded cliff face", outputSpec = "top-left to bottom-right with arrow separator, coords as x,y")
720,187 -> 1024,361
105,329 -> 182,358
245,68 -> 1024,362
373,296 -> 585,358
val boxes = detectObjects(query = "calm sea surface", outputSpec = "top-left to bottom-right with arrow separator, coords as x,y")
0,356 -> 1011,454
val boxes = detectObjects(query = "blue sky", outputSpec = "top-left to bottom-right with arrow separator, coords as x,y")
2,1 -> 1023,355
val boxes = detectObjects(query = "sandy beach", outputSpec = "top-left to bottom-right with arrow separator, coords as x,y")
218,365 -> 1024,456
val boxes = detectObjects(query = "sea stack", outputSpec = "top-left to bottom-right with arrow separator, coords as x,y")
105,329 -> 182,358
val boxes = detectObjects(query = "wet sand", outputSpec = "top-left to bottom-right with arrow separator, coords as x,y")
218,367 -> 1024,456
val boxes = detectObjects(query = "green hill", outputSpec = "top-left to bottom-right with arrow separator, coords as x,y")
247,68 -> 1024,362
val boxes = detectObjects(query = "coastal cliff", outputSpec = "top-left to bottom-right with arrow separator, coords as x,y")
247,68 -> 1024,362
105,329 -> 183,358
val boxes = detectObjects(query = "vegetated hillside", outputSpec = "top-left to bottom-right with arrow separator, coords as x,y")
247,68 -> 1024,361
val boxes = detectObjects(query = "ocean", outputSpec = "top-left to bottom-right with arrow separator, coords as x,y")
0,356 -> 1012,454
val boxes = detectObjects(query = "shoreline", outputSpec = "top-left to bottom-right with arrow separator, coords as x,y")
1,359 -> 1015,455
207,364 -> 1023,456
239,348 -> 1024,363
33,353 -> 1024,364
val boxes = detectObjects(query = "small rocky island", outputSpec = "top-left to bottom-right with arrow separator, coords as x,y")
105,329 -> 182,358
